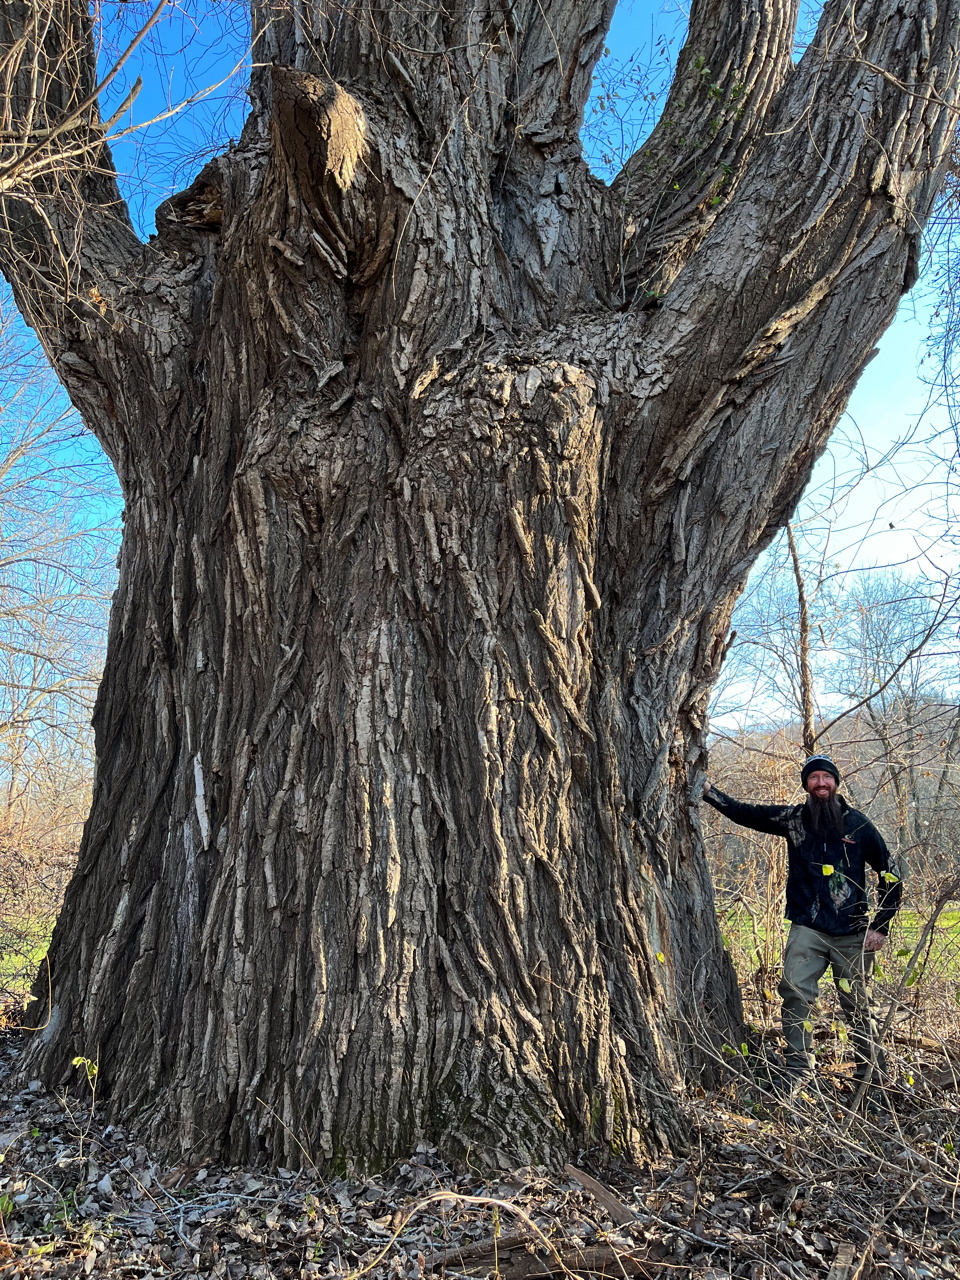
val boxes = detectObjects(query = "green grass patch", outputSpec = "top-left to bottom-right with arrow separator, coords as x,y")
0,911 -> 53,1001
894,907 -> 960,941
717,902 -> 960,983
717,905 -> 781,954
884,907 -> 960,984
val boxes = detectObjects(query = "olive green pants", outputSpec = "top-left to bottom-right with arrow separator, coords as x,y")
778,923 -> 887,1080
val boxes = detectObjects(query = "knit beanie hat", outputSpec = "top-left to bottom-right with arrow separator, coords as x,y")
801,754 -> 841,788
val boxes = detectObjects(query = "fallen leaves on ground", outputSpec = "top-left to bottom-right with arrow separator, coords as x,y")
1,1029 -> 958,1280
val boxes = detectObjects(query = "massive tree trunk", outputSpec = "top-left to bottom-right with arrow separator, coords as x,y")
6,0 -> 960,1168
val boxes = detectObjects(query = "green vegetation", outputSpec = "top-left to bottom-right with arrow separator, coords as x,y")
0,911 -> 53,1008
720,904 -> 960,957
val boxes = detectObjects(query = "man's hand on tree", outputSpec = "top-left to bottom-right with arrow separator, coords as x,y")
702,780 -> 711,796
864,929 -> 886,952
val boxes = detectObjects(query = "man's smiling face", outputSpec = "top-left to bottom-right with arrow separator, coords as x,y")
805,770 -> 837,801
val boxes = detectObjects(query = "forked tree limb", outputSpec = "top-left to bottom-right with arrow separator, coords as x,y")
605,0 -> 960,626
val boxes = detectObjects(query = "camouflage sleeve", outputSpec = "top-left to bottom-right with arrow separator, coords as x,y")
703,786 -> 794,837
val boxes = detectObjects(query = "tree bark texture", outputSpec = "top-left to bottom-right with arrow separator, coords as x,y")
5,0 -> 960,1168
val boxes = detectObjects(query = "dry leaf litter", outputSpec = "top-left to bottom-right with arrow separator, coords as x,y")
1,1024 -> 959,1280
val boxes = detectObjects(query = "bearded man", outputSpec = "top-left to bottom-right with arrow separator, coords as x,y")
703,755 -> 901,1095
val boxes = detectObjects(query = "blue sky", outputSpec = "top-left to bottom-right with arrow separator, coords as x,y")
98,1 -> 251,236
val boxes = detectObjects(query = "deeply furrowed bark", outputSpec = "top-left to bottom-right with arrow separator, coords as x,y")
5,0 -> 960,1168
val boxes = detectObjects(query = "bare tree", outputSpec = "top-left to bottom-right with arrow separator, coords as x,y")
3,0 -> 960,1169
710,513 -> 838,740
827,569 -> 960,870
0,299 -> 116,826
0,295 -> 117,1005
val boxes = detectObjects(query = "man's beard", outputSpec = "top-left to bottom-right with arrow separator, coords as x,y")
807,792 -> 844,835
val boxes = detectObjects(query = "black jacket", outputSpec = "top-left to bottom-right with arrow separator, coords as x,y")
704,787 -> 901,936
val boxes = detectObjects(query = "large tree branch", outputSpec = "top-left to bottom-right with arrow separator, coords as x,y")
607,0 -> 960,615
578,0 -> 960,803
0,2 -> 144,322
0,3 -> 228,495
244,0 -> 620,333
609,0 -> 801,304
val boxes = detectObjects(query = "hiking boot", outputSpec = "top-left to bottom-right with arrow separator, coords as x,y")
755,1068 -> 812,1099
863,1086 -> 895,1120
